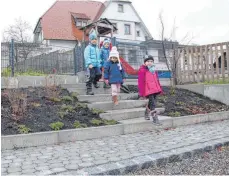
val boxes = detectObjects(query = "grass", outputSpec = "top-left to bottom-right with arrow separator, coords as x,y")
73,121 -> 87,128
1,68 -> 47,77
203,79 -> 229,85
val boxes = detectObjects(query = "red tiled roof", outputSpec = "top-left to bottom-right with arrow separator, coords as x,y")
40,1 -> 105,41
71,12 -> 90,20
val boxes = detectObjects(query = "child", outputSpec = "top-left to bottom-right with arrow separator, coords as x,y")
138,55 -> 162,125
84,30 -> 102,95
100,38 -> 111,88
104,46 -> 126,105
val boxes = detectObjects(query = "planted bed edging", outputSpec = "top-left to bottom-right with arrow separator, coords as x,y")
2,111 -> 229,150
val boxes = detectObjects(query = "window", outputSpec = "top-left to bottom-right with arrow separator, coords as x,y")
118,4 -> 124,12
124,24 -> 131,35
137,30 -> 140,37
112,23 -> 118,34
76,20 -> 82,27
82,21 -> 87,27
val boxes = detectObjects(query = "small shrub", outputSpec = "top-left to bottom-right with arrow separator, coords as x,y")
176,101 -> 185,106
76,103 -> 87,109
90,119 -> 103,126
58,111 -> 68,118
61,96 -> 74,102
49,97 -> 61,102
31,102 -> 41,107
3,89 -> 27,121
18,125 -> 31,134
71,92 -> 78,100
91,108 -> 104,115
73,121 -> 88,128
60,104 -> 75,113
170,87 -> 176,96
168,111 -> 181,117
103,119 -> 117,125
49,121 -> 64,131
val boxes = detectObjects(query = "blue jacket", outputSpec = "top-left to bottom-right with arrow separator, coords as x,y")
84,44 -> 101,68
100,47 -> 110,67
104,60 -> 126,84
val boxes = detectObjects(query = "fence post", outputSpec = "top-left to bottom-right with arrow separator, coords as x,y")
73,46 -> 77,75
10,39 -> 15,77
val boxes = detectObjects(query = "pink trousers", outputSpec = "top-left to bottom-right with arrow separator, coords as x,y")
111,84 -> 121,96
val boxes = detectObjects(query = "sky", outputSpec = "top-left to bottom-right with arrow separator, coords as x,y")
0,0 -> 229,45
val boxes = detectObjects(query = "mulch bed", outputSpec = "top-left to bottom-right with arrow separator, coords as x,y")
127,85 -> 229,117
1,87 -> 116,136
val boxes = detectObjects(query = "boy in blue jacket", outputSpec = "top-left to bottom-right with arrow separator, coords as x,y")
84,30 -> 102,95
100,38 -> 111,88
104,46 -> 126,105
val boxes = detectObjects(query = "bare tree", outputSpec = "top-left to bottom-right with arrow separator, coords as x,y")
2,18 -> 37,62
159,11 -> 194,87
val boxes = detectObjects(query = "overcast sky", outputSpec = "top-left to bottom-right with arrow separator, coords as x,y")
0,0 -> 229,45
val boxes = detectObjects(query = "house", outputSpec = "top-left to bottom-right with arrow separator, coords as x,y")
33,0 -> 152,50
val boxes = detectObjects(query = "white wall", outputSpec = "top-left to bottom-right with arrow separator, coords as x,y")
101,1 -> 140,22
100,1 -> 147,41
47,40 -> 77,52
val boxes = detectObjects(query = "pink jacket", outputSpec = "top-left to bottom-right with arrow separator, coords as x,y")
138,65 -> 162,97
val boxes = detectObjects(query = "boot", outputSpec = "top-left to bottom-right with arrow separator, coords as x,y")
86,89 -> 94,95
112,95 -> 118,105
151,110 -> 162,126
93,83 -> 100,88
144,108 -> 150,120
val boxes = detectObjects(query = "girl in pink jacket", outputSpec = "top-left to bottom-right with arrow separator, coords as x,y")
138,55 -> 162,125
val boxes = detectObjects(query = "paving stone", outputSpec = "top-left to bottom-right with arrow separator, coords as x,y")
49,163 -> 65,169
35,166 -> 50,171
22,164 -> 36,170
7,167 -> 22,173
2,160 -> 12,164
21,168 -> 36,174
108,157 -> 121,162
51,167 -> 67,173
78,162 -> 94,168
65,164 -> 79,170
94,159 -> 109,165
7,172 -> 22,176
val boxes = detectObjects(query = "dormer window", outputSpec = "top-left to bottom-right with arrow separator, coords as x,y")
118,4 -> 124,12
71,13 -> 90,28
76,19 -> 88,27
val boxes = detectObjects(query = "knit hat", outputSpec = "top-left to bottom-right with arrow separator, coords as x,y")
109,46 -> 122,70
89,30 -> 97,41
103,38 -> 111,46
144,55 -> 154,63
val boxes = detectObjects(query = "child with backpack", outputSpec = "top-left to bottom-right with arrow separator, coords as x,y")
104,46 -> 126,105
100,38 -> 111,88
138,55 -> 163,125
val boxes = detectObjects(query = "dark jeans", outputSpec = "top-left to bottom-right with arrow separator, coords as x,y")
147,94 -> 157,111
86,67 -> 102,91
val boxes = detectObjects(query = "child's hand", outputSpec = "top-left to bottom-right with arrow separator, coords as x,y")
89,64 -> 93,69
104,80 -> 109,85
123,79 -> 126,82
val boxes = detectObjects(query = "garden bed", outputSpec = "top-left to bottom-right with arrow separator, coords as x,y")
127,85 -> 229,117
1,87 -> 117,136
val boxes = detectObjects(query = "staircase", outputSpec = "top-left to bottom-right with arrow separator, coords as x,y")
62,81 -> 168,133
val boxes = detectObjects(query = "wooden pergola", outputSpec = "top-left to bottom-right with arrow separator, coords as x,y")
79,18 -> 118,43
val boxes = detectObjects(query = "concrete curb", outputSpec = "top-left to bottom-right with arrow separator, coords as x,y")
1,111 -> 229,150
70,137 -> 229,175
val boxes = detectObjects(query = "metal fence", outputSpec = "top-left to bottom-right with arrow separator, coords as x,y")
1,41 -> 79,76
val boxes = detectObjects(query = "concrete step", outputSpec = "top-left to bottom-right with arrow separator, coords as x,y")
67,87 -> 111,95
100,107 -> 165,121
119,116 -> 172,134
87,100 -> 148,111
78,93 -> 138,103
